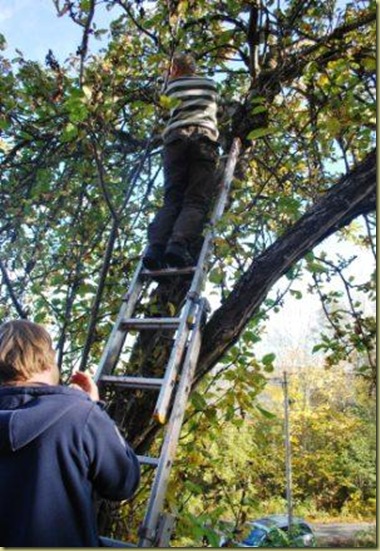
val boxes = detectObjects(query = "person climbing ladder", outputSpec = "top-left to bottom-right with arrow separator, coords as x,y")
143,52 -> 220,270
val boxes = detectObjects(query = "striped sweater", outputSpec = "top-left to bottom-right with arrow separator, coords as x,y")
162,75 -> 219,140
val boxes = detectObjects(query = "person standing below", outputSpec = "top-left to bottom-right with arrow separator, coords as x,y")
0,319 -> 140,547
143,53 -> 220,270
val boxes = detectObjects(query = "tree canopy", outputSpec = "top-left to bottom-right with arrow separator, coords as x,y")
0,0 -> 376,539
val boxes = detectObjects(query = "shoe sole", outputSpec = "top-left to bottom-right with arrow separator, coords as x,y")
164,252 -> 194,268
143,257 -> 162,270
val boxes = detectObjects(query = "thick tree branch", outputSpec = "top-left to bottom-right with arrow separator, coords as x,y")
195,148 -> 376,382
246,3 -> 260,77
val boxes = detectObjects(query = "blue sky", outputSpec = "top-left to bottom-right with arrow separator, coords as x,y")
1,0 -> 351,65
0,0 -> 116,63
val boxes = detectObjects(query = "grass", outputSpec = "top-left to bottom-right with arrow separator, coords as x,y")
316,526 -> 377,548
353,527 -> 377,548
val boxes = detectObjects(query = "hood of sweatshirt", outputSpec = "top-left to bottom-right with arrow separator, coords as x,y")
0,385 -> 91,452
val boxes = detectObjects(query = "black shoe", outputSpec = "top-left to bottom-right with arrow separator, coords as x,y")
142,244 -> 165,270
164,242 -> 195,268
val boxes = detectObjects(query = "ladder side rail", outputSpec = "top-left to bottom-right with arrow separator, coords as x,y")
185,137 -> 242,300
210,137 -> 242,225
153,297 -> 197,423
94,260 -> 145,381
138,300 -> 205,547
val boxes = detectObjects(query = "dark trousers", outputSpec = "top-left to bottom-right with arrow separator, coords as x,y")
148,127 -> 219,254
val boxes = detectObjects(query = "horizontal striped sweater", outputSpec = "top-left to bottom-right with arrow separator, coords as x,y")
162,75 -> 219,140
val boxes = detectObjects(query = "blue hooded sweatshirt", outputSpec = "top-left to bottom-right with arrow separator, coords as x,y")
0,384 -> 140,547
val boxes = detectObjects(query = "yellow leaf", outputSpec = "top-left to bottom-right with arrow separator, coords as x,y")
317,74 -> 329,87
325,116 -> 341,136
167,302 -> 176,316
362,57 -> 376,71
82,85 -> 92,100
159,95 -> 180,110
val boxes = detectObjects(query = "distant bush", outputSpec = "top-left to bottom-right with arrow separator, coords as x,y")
341,493 -> 376,519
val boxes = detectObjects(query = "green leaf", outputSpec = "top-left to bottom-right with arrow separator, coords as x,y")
307,261 -> 328,274
0,119 -> 11,130
0,33 -> 6,50
250,105 -> 267,115
256,405 -> 277,419
247,127 -> 274,140
80,0 -> 92,10
312,343 -> 325,353
61,123 -> 78,142
209,267 -> 224,284
191,392 -> 207,410
262,352 -> 276,365
249,95 -> 266,104
242,330 -> 261,344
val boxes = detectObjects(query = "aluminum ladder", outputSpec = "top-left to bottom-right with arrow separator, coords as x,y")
94,137 -> 241,547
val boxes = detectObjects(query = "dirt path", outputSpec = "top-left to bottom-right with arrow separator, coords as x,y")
311,522 -> 375,546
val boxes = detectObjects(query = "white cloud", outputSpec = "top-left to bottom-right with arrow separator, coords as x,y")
0,7 -> 14,24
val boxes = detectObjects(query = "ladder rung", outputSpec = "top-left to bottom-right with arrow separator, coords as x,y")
137,455 -> 160,467
100,375 -> 164,390
121,318 -> 181,330
140,266 -> 196,277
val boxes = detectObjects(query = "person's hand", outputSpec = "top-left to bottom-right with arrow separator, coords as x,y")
69,370 -> 99,401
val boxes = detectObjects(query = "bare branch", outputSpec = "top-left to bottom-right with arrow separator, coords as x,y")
0,259 -> 28,318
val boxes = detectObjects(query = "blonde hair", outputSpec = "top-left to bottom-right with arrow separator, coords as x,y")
172,53 -> 196,75
0,320 -> 57,384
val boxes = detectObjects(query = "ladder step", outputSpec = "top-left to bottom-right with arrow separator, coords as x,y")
121,318 -> 181,330
100,375 -> 164,390
137,455 -> 160,467
141,266 -> 196,277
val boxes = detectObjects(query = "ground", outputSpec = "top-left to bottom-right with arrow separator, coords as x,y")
312,522 -> 376,547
